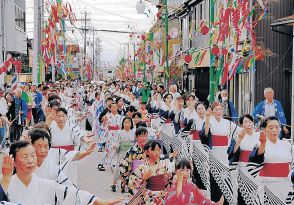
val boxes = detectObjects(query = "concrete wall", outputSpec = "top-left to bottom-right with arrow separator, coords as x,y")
5,0 -> 27,54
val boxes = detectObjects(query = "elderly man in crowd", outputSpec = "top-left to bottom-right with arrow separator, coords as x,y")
253,87 -> 289,137
219,89 -> 238,122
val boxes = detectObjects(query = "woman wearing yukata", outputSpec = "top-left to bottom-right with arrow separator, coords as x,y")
159,93 -> 174,137
248,116 -> 293,204
29,128 -> 96,187
103,102 -> 123,168
49,108 -> 94,152
227,114 -> 261,205
182,95 -> 198,129
119,127 -> 148,194
200,102 -> 241,205
116,97 -> 126,116
158,93 -> 175,155
165,158 -> 224,205
189,102 -> 210,194
7,140 -> 124,205
128,141 -> 170,205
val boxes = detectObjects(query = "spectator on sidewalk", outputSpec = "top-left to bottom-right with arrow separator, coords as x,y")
7,87 -> 28,142
253,87 -> 289,136
219,89 -> 238,123
0,88 -> 9,149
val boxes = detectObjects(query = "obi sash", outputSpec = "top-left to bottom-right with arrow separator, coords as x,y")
211,135 -> 228,146
146,174 -> 167,191
259,162 -> 290,177
165,119 -> 172,123
239,150 -> 251,162
108,125 -> 120,131
132,160 -> 144,172
52,145 -> 75,151
190,130 -> 200,140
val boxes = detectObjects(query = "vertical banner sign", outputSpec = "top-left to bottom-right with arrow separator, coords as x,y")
40,58 -> 44,83
37,57 -> 41,84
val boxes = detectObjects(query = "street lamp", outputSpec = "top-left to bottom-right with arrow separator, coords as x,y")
136,0 -> 146,14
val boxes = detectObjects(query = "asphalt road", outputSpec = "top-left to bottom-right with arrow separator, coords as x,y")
77,150 -> 126,201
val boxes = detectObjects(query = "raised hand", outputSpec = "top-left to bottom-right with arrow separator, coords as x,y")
238,129 -> 247,141
142,168 -> 153,181
205,108 -> 212,119
86,142 -> 96,155
259,131 -> 266,144
2,155 -> 14,178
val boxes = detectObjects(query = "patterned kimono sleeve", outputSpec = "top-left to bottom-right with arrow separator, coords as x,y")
199,123 -> 211,148
128,165 -> 144,194
119,149 -> 133,178
227,138 -> 241,170
70,122 -> 86,150
247,146 -> 265,178
54,181 -> 97,205
112,131 -> 121,150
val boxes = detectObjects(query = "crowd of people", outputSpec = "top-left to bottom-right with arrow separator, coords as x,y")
0,78 -> 292,205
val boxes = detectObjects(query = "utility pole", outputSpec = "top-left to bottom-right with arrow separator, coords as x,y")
32,0 -> 41,85
82,11 -> 90,66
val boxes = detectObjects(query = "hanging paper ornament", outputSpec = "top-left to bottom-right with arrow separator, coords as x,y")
16,61 -> 22,73
200,20 -> 209,35
2,65 -> 7,73
167,35 -> 171,40
141,34 -> 146,40
201,25 -> 209,35
212,46 -> 220,57
255,50 -> 264,61
4,61 -> 10,68
156,12 -> 161,18
184,54 -> 192,63
149,50 -> 154,55
129,34 -> 133,38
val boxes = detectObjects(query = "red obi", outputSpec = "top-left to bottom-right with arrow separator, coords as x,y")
259,162 -> 290,177
108,125 -> 120,131
190,130 -> 200,140
165,119 -> 172,123
211,135 -> 228,146
52,145 -> 75,151
146,174 -> 167,191
239,150 -> 251,162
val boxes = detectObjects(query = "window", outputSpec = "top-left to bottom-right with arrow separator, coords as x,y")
108,71 -> 112,74
15,5 -> 25,31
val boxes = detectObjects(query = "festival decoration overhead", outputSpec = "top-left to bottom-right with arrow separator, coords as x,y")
41,0 -> 77,78
209,0 -> 268,84
0,57 -> 22,75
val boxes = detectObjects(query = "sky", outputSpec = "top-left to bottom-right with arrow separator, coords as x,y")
26,0 -> 157,66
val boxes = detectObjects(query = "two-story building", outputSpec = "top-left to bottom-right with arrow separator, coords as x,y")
0,0 -> 27,86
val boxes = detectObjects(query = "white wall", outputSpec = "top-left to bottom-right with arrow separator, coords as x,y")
5,0 -> 27,54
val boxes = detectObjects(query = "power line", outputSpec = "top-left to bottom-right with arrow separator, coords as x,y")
78,0 -> 150,22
